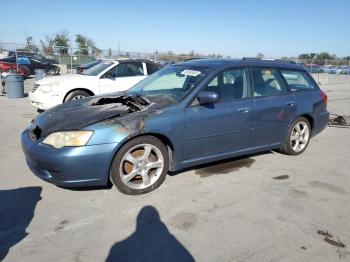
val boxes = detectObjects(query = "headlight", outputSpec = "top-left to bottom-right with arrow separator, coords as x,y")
42,131 -> 93,148
38,82 -> 59,93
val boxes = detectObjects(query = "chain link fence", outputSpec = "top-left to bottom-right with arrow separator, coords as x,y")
0,42 -> 349,84
0,42 -> 199,77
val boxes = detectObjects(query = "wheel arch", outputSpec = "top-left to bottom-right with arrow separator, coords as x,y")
109,132 -> 176,179
299,114 -> 314,131
63,88 -> 95,102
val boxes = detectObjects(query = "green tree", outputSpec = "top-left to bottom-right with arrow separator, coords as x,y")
54,31 -> 70,54
317,52 -> 336,61
75,34 -> 90,55
40,35 -> 55,54
75,34 -> 100,56
24,36 -> 39,53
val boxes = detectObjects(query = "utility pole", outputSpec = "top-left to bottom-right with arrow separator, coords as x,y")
117,41 -> 120,58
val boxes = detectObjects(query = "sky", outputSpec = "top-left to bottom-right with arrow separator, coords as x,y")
1,0 -> 349,58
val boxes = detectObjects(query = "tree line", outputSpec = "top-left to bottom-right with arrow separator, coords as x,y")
18,33 -> 350,62
20,31 -> 101,56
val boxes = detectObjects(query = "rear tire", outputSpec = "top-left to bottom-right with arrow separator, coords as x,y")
280,117 -> 311,155
110,136 -> 169,195
64,90 -> 90,102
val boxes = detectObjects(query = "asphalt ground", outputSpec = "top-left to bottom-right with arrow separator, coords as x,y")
0,74 -> 349,262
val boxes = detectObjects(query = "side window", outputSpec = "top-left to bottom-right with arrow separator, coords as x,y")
146,63 -> 160,75
202,68 -> 249,102
124,62 -> 144,76
113,63 -> 144,77
280,70 -> 316,91
115,64 -> 127,77
207,77 -> 218,87
252,68 -> 283,97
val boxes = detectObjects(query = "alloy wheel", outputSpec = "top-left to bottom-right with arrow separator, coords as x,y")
289,121 -> 310,153
119,144 -> 164,190
72,95 -> 86,100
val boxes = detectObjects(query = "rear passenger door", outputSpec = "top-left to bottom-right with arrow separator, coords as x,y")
184,68 -> 254,160
251,67 -> 297,146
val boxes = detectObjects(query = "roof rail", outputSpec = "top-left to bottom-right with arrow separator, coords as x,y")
185,57 -> 206,61
242,57 -> 296,64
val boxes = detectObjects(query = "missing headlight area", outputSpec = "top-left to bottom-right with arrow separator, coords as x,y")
92,95 -> 151,112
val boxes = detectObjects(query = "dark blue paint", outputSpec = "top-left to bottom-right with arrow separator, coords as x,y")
21,59 -> 329,187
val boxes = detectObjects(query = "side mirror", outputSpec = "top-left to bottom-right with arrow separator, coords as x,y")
197,91 -> 219,105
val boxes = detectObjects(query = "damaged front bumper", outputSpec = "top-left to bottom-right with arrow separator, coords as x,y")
21,129 -> 120,187
29,91 -> 62,110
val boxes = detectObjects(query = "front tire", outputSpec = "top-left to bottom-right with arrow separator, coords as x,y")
110,136 -> 169,195
280,117 -> 311,155
64,90 -> 90,102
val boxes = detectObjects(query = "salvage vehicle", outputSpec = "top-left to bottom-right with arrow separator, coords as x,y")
0,61 -> 30,78
0,56 -> 60,75
304,64 -> 324,73
21,58 -> 329,195
28,59 -> 162,110
7,51 -> 59,64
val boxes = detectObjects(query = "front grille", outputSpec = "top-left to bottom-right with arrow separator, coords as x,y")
31,84 -> 40,92
28,123 -> 42,141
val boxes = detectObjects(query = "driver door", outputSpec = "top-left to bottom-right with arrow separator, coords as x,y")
184,68 -> 253,160
99,62 -> 147,95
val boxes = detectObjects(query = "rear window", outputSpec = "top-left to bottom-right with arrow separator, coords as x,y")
280,70 -> 316,91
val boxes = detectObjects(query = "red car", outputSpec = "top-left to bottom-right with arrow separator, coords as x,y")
0,62 -> 30,78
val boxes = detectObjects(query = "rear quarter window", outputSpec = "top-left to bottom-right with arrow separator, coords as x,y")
280,70 -> 317,92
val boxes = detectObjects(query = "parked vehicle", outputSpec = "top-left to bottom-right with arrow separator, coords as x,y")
322,65 -> 340,74
21,58 -> 329,195
29,59 -> 162,110
304,64 -> 324,73
76,60 -> 102,74
0,62 -> 30,78
0,56 -> 60,76
338,66 -> 350,75
7,51 -> 58,64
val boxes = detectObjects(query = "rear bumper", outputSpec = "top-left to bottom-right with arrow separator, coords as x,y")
21,129 -> 118,187
313,111 -> 330,136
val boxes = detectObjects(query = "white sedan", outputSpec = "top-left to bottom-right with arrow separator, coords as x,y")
29,59 -> 161,110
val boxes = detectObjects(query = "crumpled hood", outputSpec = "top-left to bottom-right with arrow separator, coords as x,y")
34,93 -> 155,137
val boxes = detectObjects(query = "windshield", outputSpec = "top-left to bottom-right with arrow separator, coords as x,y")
82,62 -> 113,76
128,66 -> 207,102
84,60 -> 101,67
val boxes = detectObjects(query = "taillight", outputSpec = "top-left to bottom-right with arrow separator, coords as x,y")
321,90 -> 328,107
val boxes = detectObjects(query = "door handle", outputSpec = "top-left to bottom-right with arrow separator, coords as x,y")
238,107 -> 251,113
286,101 -> 295,106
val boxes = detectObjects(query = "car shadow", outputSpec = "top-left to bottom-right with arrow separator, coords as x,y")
58,182 -> 113,192
105,205 -> 194,262
169,150 -> 273,177
0,187 -> 42,261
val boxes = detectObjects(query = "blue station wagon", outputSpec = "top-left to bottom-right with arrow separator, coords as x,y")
21,58 -> 329,194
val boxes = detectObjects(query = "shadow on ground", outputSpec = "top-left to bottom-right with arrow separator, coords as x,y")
105,205 -> 194,262
0,187 -> 42,261
170,150 -> 272,177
